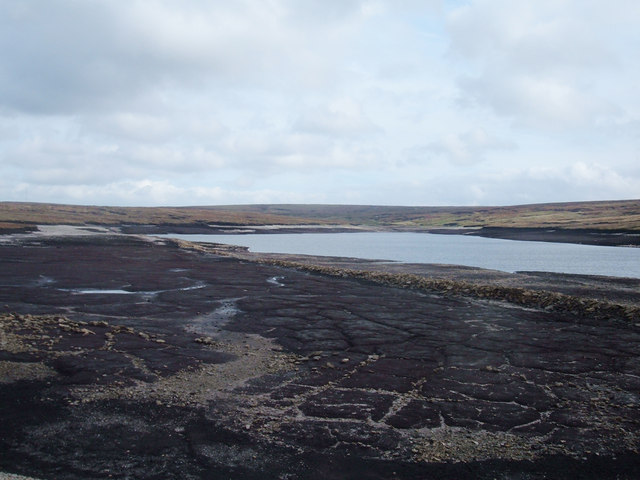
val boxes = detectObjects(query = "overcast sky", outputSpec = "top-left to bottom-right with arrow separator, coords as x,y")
1,0 -> 639,207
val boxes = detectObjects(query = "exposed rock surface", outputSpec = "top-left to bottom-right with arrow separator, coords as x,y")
1,234 -> 639,479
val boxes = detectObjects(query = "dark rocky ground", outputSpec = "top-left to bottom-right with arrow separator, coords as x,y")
1,233 -> 639,479
463,227 -> 640,247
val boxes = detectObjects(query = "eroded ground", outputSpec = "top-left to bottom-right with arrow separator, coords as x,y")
1,234 -> 639,479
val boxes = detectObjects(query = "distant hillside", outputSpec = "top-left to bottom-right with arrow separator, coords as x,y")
1,199 -> 639,233
0,202 -> 317,232
201,200 -> 640,231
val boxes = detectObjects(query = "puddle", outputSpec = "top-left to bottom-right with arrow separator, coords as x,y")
61,281 -> 208,296
177,282 -> 207,291
71,289 -> 136,295
267,276 -> 285,287
35,275 -> 56,286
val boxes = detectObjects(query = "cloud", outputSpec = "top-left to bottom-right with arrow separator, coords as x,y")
2,129 -> 227,186
2,178 -> 335,207
471,161 -> 640,205
568,161 -> 636,193
294,98 -> 380,137
0,0 -> 379,115
0,1 -> 154,114
447,1 -> 618,72
221,128 -> 381,172
423,128 -> 516,165
92,113 -> 173,142
0,1 -> 639,207
458,75 -> 619,129
447,0 -> 639,129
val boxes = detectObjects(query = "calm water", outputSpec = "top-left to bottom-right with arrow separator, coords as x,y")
158,232 -> 640,278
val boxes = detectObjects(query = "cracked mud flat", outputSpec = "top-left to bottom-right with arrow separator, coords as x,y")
1,234 -> 639,479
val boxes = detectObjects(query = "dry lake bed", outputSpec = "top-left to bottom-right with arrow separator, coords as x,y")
1,231 -> 639,479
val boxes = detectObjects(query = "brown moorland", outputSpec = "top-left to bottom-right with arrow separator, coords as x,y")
2,199 -> 640,233
202,199 -> 640,230
0,202 -> 318,232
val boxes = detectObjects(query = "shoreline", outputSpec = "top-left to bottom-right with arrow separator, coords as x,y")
173,239 -> 640,325
123,223 -> 640,247
155,232 -> 640,280
3,222 -> 640,247
460,226 -> 640,247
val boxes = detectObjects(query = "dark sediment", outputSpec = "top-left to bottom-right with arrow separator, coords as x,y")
428,226 -> 640,247
0,224 -> 38,235
1,234 -> 639,479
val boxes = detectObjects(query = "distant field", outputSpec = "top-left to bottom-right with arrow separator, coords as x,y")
0,202 -> 316,232
207,201 -> 640,230
1,199 -> 639,233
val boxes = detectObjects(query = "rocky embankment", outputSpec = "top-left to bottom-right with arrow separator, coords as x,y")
465,227 -> 640,247
260,262 -> 639,323
177,239 -> 640,324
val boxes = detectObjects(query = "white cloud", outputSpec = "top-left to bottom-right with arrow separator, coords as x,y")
0,0 -> 639,206
458,74 -> 619,129
295,98 -> 380,137
94,113 -> 173,142
568,161 -> 636,193
424,128 -> 515,165
447,0 -> 640,130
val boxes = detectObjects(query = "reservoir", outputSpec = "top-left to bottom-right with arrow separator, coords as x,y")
157,232 -> 640,279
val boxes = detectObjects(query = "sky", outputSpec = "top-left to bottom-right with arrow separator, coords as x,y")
1,0 -> 639,207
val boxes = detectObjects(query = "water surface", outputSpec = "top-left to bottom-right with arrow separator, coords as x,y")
157,232 -> 640,278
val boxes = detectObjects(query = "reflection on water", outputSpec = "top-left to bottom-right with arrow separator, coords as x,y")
73,289 -> 133,294
156,232 -> 640,279
267,276 -> 285,287
61,281 -> 208,295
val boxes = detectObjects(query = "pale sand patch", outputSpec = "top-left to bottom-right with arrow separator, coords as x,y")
0,224 -> 119,244
69,331 -> 300,408
0,473 -> 44,480
0,360 -> 57,383
33,225 -> 117,236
